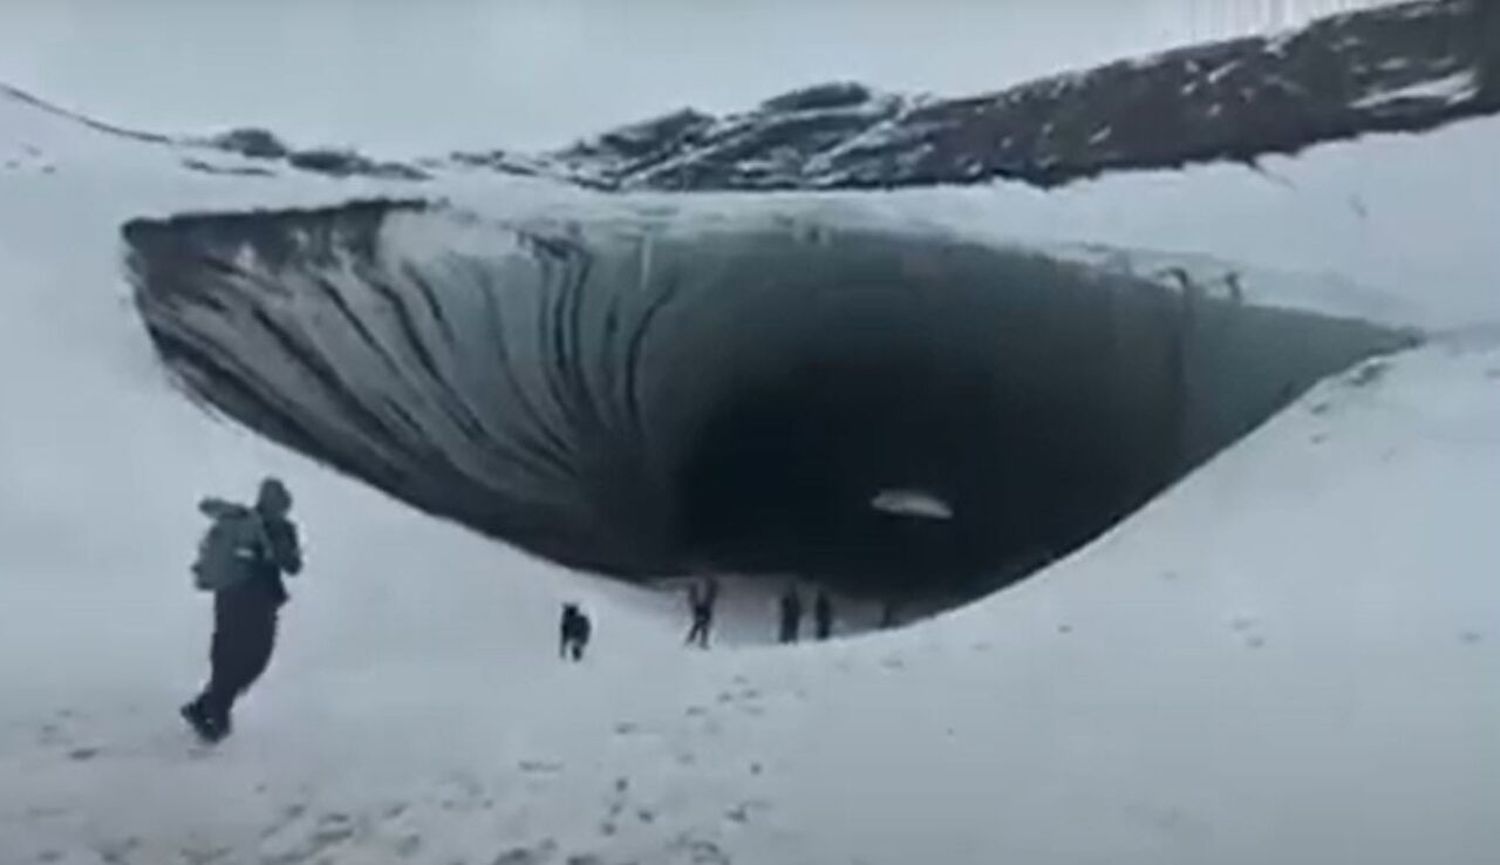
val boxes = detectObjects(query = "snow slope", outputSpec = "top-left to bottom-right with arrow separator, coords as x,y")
3,78 -> 1499,865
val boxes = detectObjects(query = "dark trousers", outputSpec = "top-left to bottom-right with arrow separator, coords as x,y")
196,584 -> 279,723
685,612 -> 712,648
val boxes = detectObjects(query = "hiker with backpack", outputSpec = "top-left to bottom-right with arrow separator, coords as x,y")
181,477 -> 303,744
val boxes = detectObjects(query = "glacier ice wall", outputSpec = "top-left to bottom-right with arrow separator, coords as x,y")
124,199 -> 1414,605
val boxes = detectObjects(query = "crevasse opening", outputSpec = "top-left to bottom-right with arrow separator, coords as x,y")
124,199 -> 1414,612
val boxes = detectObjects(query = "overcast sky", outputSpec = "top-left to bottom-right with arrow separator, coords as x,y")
0,0 -> 1389,156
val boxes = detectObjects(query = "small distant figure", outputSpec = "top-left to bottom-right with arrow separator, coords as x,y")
814,591 -> 834,641
684,577 -> 720,649
778,585 -> 803,644
181,477 -> 303,745
559,603 -> 591,662
880,598 -> 901,629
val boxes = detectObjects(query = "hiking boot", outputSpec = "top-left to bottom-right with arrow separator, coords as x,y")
180,700 -> 226,744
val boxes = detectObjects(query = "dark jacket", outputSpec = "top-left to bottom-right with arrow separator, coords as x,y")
198,497 -> 301,604
254,512 -> 302,607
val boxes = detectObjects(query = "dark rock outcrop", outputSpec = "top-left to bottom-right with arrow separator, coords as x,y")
210,128 -> 292,160
521,0 -> 1496,191
6,1 -> 1493,192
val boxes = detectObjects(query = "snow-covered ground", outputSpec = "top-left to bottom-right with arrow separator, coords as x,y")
3,73 -> 1499,865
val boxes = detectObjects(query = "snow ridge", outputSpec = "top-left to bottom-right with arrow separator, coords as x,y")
4,0 -> 1495,192
533,0 -> 1499,191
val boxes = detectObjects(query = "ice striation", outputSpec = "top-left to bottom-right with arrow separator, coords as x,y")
124,200 -> 1416,606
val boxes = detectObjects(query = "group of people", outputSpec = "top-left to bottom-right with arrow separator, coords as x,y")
777,584 -> 835,644
180,478 -> 847,746
561,576 -> 839,667
681,577 -> 836,648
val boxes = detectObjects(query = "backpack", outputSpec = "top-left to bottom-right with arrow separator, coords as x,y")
192,507 -> 269,592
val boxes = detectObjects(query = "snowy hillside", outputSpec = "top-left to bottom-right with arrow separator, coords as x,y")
534,0 -> 1497,191
3,7 -> 1500,864
6,339 -> 1500,865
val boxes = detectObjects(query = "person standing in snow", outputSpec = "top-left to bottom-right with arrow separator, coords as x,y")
813,590 -> 834,641
684,577 -> 719,649
559,603 -> 592,661
778,584 -> 803,644
181,477 -> 302,744
879,598 -> 901,629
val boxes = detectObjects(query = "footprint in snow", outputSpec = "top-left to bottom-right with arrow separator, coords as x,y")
519,760 -> 564,774
724,800 -> 770,825
382,802 -> 409,820
393,833 -> 423,858
491,839 -> 557,865
180,844 -> 233,865
310,819 -> 356,847
92,836 -> 141,864
671,838 -> 731,865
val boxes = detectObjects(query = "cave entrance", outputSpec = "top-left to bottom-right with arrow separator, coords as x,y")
671,347 -> 1144,605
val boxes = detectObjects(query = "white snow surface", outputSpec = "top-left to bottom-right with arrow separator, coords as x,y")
1351,68 -> 1480,110
2,84 -> 1499,863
